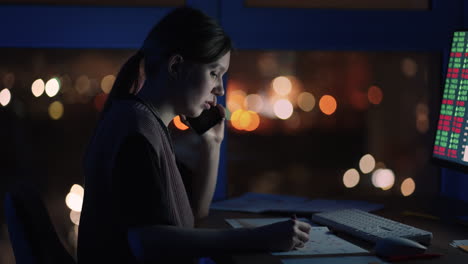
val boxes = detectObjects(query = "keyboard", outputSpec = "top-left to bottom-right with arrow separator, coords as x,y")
311,209 -> 433,245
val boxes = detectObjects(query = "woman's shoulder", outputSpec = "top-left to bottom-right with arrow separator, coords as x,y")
103,99 -> 159,129
107,98 -> 152,118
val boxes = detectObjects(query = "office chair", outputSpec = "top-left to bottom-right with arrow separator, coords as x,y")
4,183 -> 76,264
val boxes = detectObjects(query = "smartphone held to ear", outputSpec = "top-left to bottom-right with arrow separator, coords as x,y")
186,106 -> 223,135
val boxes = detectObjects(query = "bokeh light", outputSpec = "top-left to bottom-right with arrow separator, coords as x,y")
297,92 -> 315,112
371,169 -> 382,188
230,109 -> 244,130
359,154 -> 376,174
65,192 -> 83,212
70,184 -> 84,197
230,109 -> 260,132
379,170 -> 395,190
319,95 -> 337,115
368,85 -> 383,105
371,169 -> 395,190
101,74 -> 115,94
75,75 -> 91,95
416,103 -> 429,116
272,76 -> 292,96
70,210 -> 81,226
48,101 -> 64,120
227,90 -> 246,112
401,178 -> 416,196
244,94 -> 264,112
0,88 -> 11,106
45,78 -> 60,97
31,79 -> 45,97
244,111 -> 260,131
94,93 -> 108,112
239,110 -> 252,129
416,103 -> 429,133
416,117 -> 429,133
273,99 -> 293,120
401,58 -> 418,77
173,115 -> 189,130
343,168 -> 360,188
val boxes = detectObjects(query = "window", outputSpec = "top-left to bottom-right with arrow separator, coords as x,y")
226,50 -> 439,198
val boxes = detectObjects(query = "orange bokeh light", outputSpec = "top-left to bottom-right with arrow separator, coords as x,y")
319,95 -> 337,115
227,90 -> 246,112
368,85 -> 383,105
245,111 -> 260,131
230,109 -> 244,130
173,115 -> 189,130
239,110 -> 251,129
230,109 -> 260,132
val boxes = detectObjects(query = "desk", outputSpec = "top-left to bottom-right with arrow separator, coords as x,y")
198,206 -> 468,264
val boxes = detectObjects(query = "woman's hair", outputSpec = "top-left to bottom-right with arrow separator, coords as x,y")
107,6 -> 232,102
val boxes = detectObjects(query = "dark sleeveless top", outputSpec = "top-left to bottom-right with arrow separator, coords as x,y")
77,97 -> 195,263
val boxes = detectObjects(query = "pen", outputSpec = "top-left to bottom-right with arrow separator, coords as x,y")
386,253 -> 443,262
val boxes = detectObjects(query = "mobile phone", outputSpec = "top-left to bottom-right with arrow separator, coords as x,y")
186,106 -> 223,135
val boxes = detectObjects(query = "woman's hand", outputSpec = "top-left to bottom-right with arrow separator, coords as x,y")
253,219 -> 311,252
179,103 -> 226,145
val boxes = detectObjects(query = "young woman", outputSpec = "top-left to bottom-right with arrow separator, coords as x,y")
77,7 -> 311,264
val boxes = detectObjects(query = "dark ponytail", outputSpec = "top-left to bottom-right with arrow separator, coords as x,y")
102,50 -> 144,112
103,6 -> 232,112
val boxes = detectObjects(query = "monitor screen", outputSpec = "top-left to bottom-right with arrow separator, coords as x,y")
433,31 -> 468,173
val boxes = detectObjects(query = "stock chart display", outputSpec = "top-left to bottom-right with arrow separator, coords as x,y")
433,31 -> 468,165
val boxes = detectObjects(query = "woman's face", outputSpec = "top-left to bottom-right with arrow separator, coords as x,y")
175,51 -> 230,117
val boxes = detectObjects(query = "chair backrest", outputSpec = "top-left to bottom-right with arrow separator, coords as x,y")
4,183 -> 76,264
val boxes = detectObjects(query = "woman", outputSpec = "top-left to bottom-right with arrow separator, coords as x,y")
77,6 -> 311,263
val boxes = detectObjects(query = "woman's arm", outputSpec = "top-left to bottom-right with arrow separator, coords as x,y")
128,225 -> 254,260
176,104 -> 226,219
128,219 -> 311,261
189,139 -> 221,219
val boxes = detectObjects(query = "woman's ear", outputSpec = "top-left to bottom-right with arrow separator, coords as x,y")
168,54 -> 184,79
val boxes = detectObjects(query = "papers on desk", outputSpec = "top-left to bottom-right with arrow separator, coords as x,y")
226,218 -> 368,256
450,239 -> 468,253
211,192 -> 383,214
450,239 -> 468,247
